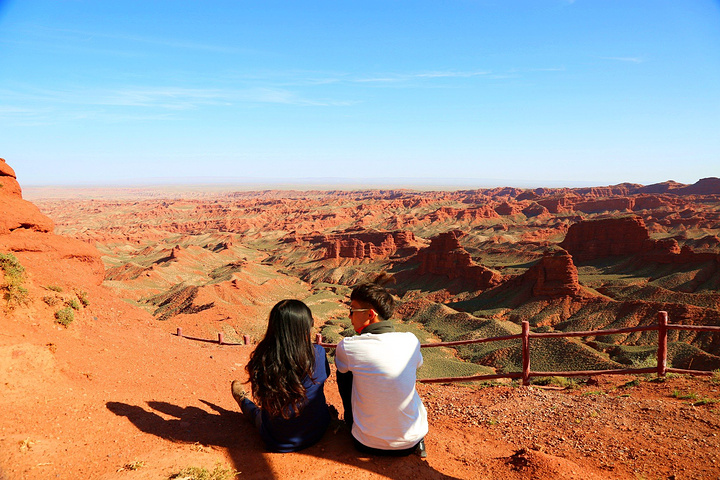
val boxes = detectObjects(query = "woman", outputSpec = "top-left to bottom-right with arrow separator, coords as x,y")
231,299 -> 331,452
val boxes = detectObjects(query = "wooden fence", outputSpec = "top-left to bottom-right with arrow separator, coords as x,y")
176,311 -> 720,385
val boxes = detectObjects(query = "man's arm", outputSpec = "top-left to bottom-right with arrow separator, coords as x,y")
334,340 -> 354,426
334,340 -> 349,373
336,370 -> 354,427
414,336 -> 424,369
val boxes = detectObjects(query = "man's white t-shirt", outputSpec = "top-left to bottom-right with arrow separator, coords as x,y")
335,331 -> 428,450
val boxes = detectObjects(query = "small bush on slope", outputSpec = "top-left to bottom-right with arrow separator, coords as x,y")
168,463 -> 238,480
55,307 -> 74,327
0,252 -> 28,308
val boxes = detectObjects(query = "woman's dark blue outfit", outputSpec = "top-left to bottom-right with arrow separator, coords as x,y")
241,344 -> 331,452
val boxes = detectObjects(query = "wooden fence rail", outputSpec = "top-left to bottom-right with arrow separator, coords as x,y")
176,310 -> 720,385
315,311 -> 720,385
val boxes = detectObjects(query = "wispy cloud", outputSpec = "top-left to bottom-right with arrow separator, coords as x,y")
413,71 -> 491,78
232,87 -> 355,107
599,56 -> 645,63
102,87 -> 231,109
16,24 -> 261,55
0,82 -> 355,126
523,67 -> 566,72
352,70 -> 491,83
354,76 -> 405,83
0,64 -> 561,126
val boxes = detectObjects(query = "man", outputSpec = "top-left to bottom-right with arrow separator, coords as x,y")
335,281 -> 428,457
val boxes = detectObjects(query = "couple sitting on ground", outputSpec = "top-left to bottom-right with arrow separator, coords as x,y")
230,279 -> 428,457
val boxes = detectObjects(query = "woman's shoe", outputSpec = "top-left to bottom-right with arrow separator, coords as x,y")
231,380 -> 247,407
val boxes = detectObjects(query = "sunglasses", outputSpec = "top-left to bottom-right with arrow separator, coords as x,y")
349,308 -> 372,316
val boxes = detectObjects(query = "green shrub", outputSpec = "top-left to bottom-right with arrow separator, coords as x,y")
66,298 -> 81,310
620,379 -> 641,389
6,285 -> 28,307
168,463 -> 239,480
0,253 -> 28,307
46,285 -> 63,292
0,252 -> 24,278
55,307 -> 74,327
671,388 -> 699,401
42,295 -> 60,306
119,460 -> 145,471
77,290 -> 90,307
531,376 -> 578,388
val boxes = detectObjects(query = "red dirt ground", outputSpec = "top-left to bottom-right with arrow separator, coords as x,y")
2,286 -> 719,480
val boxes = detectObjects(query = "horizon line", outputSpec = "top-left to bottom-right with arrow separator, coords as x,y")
21,175 -> 688,191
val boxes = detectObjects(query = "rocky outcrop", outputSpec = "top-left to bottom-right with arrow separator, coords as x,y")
642,244 -> 720,266
560,216 -> 680,262
632,195 -> 673,211
527,249 -> 582,297
423,206 -> 499,223
674,177 -> 720,196
169,245 -> 183,260
573,198 -> 633,214
323,230 -> 422,260
456,206 -> 501,221
145,283 -> 214,321
0,158 -> 54,234
495,202 -> 524,216
0,158 -> 104,286
636,180 -> 685,194
521,202 -> 550,218
415,230 -> 502,290
0,229 -> 106,285
560,216 -> 650,261
536,196 -> 576,214
0,158 -> 23,197
573,185 -> 640,197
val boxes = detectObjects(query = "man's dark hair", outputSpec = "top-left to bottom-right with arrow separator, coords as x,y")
350,280 -> 395,320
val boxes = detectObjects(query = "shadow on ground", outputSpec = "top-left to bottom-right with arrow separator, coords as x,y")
107,399 -> 461,479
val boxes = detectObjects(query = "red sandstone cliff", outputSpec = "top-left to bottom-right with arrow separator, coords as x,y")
674,177 -> 720,196
573,197 -> 634,214
560,216 -> 667,262
0,158 -> 54,234
414,230 -> 502,290
494,201 -> 524,216
526,249 -> 582,297
536,196 -> 578,214
0,158 -> 104,287
321,230 -> 423,260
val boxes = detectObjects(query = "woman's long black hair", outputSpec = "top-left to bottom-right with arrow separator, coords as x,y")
246,299 -> 315,419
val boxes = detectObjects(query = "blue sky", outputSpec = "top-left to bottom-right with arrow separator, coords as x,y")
1,0 -> 719,188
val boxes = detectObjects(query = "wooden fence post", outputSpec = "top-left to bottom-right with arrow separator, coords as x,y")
657,311 -> 668,377
522,321 -> 530,386
218,332 -> 224,345
315,333 -> 323,344
243,334 -> 251,345
176,327 -> 183,337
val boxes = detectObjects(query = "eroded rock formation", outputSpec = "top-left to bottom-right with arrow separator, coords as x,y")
415,230 -> 502,290
495,201 -> 524,216
528,249 -> 582,297
560,216 -> 679,262
0,158 -> 105,287
322,230 -> 423,260
674,177 -> 720,195
0,158 -> 54,234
